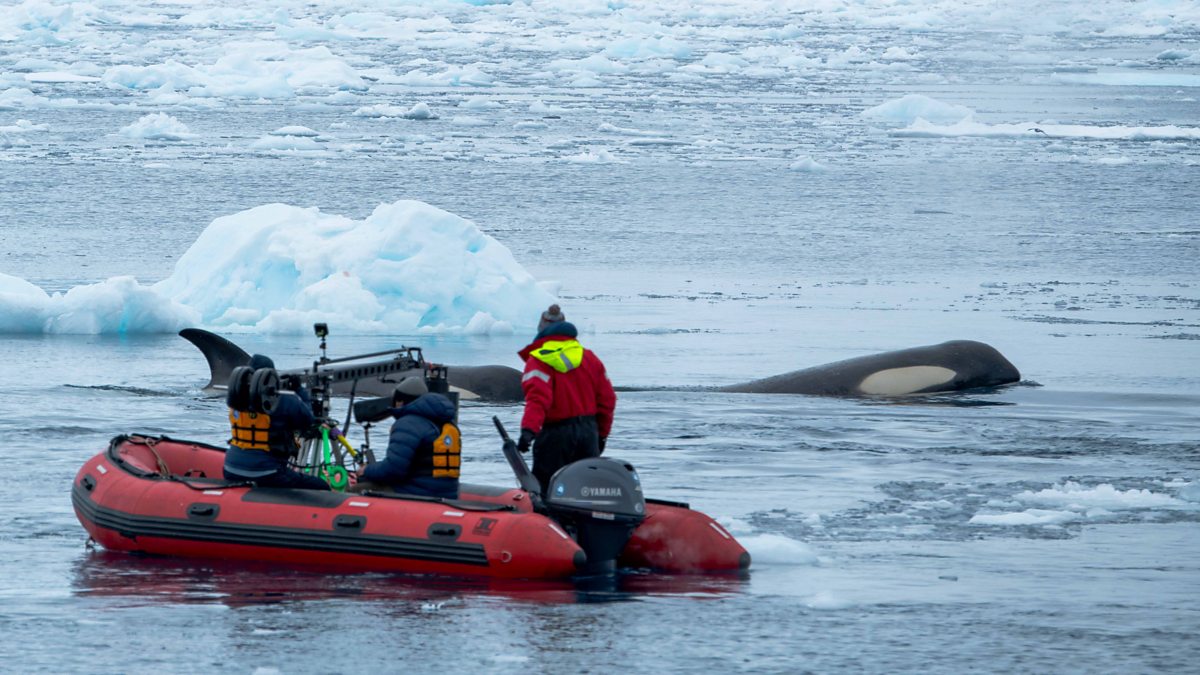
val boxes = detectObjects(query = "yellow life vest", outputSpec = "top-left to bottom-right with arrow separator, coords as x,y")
532,339 -> 584,373
432,423 -> 461,479
229,408 -> 271,451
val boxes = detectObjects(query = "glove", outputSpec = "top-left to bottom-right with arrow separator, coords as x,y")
599,436 -> 607,453
517,429 -> 535,454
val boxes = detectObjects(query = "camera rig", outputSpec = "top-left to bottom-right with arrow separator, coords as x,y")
226,323 -> 457,490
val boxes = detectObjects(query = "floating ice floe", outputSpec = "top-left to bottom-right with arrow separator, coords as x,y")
804,592 -> 855,610
969,509 -> 1083,526
881,47 -> 919,61
1179,482 -> 1200,503
969,481 -> 1196,526
0,119 -> 48,133
548,54 -> 629,75
598,122 -> 664,137
23,72 -> 100,83
102,43 -> 367,99
1155,49 -> 1192,62
118,113 -> 196,141
0,87 -> 71,109
354,102 -> 438,120
1014,481 -> 1185,509
450,115 -> 490,127
568,74 -> 604,87
893,118 -> 1200,141
861,94 -> 975,124
560,147 -> 623,164
603,36 -> 692,61
249,134 -> 323,151
270,125 -> 319,137
1091,156 -> 1133,166
739,533 -> 820,566
789,156 -> 827,172
392,65 -> 495,87
1051,71 -> 1200,87
680,52 -> 750,74
529,100 -> 567,115
461,95 -> 502,110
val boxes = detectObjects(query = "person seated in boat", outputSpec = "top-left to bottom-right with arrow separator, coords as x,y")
351,376 -> 460,500
224,354 -> 331,490
517,304 -> 617,494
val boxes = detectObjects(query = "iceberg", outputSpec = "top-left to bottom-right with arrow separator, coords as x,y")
0,200 -> 555,335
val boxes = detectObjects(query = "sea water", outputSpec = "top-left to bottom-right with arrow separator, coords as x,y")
1,1 -> 1198,672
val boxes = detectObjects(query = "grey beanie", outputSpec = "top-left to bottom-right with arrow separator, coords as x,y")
538,304 -> 565,331
392,376 -> 429,405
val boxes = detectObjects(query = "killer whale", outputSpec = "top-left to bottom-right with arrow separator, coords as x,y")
181,329 -> 1019,403
179,328 -> 524,402
717,340 -> 1020,396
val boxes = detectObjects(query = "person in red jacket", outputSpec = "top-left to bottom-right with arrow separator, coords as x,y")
517,305 -> 617,493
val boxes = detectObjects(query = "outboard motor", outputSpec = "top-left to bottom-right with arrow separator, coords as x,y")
543,458 -> 646,575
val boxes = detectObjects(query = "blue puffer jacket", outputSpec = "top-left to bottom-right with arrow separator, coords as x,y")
225,388 -> 317,477
360,393 -> 459,499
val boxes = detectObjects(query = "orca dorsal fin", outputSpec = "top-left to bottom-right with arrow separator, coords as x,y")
179,328 -> 251,393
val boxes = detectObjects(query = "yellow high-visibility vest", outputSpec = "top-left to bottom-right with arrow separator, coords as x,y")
532,339 -> 584,373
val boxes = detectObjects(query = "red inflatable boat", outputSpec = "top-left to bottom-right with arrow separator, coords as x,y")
73,435 -> 750,580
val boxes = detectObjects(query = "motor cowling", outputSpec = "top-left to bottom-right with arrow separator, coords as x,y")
544,458 -> 646,574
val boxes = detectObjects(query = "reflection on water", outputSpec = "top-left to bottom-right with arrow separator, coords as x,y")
72,551 -> 751,608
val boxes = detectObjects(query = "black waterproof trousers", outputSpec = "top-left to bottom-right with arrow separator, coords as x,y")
532,415 -> 601,494
224,464 -> 331,490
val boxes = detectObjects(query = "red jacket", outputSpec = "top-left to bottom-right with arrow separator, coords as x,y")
519,335 -> 616,437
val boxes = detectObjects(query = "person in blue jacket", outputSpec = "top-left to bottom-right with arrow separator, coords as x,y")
352,376 -> 460,499
224,354 -> 330,490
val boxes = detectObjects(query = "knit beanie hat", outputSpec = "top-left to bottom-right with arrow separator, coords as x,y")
392,376 -> 429,405
538,304 -> 565,332
249,354 -> 275,370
